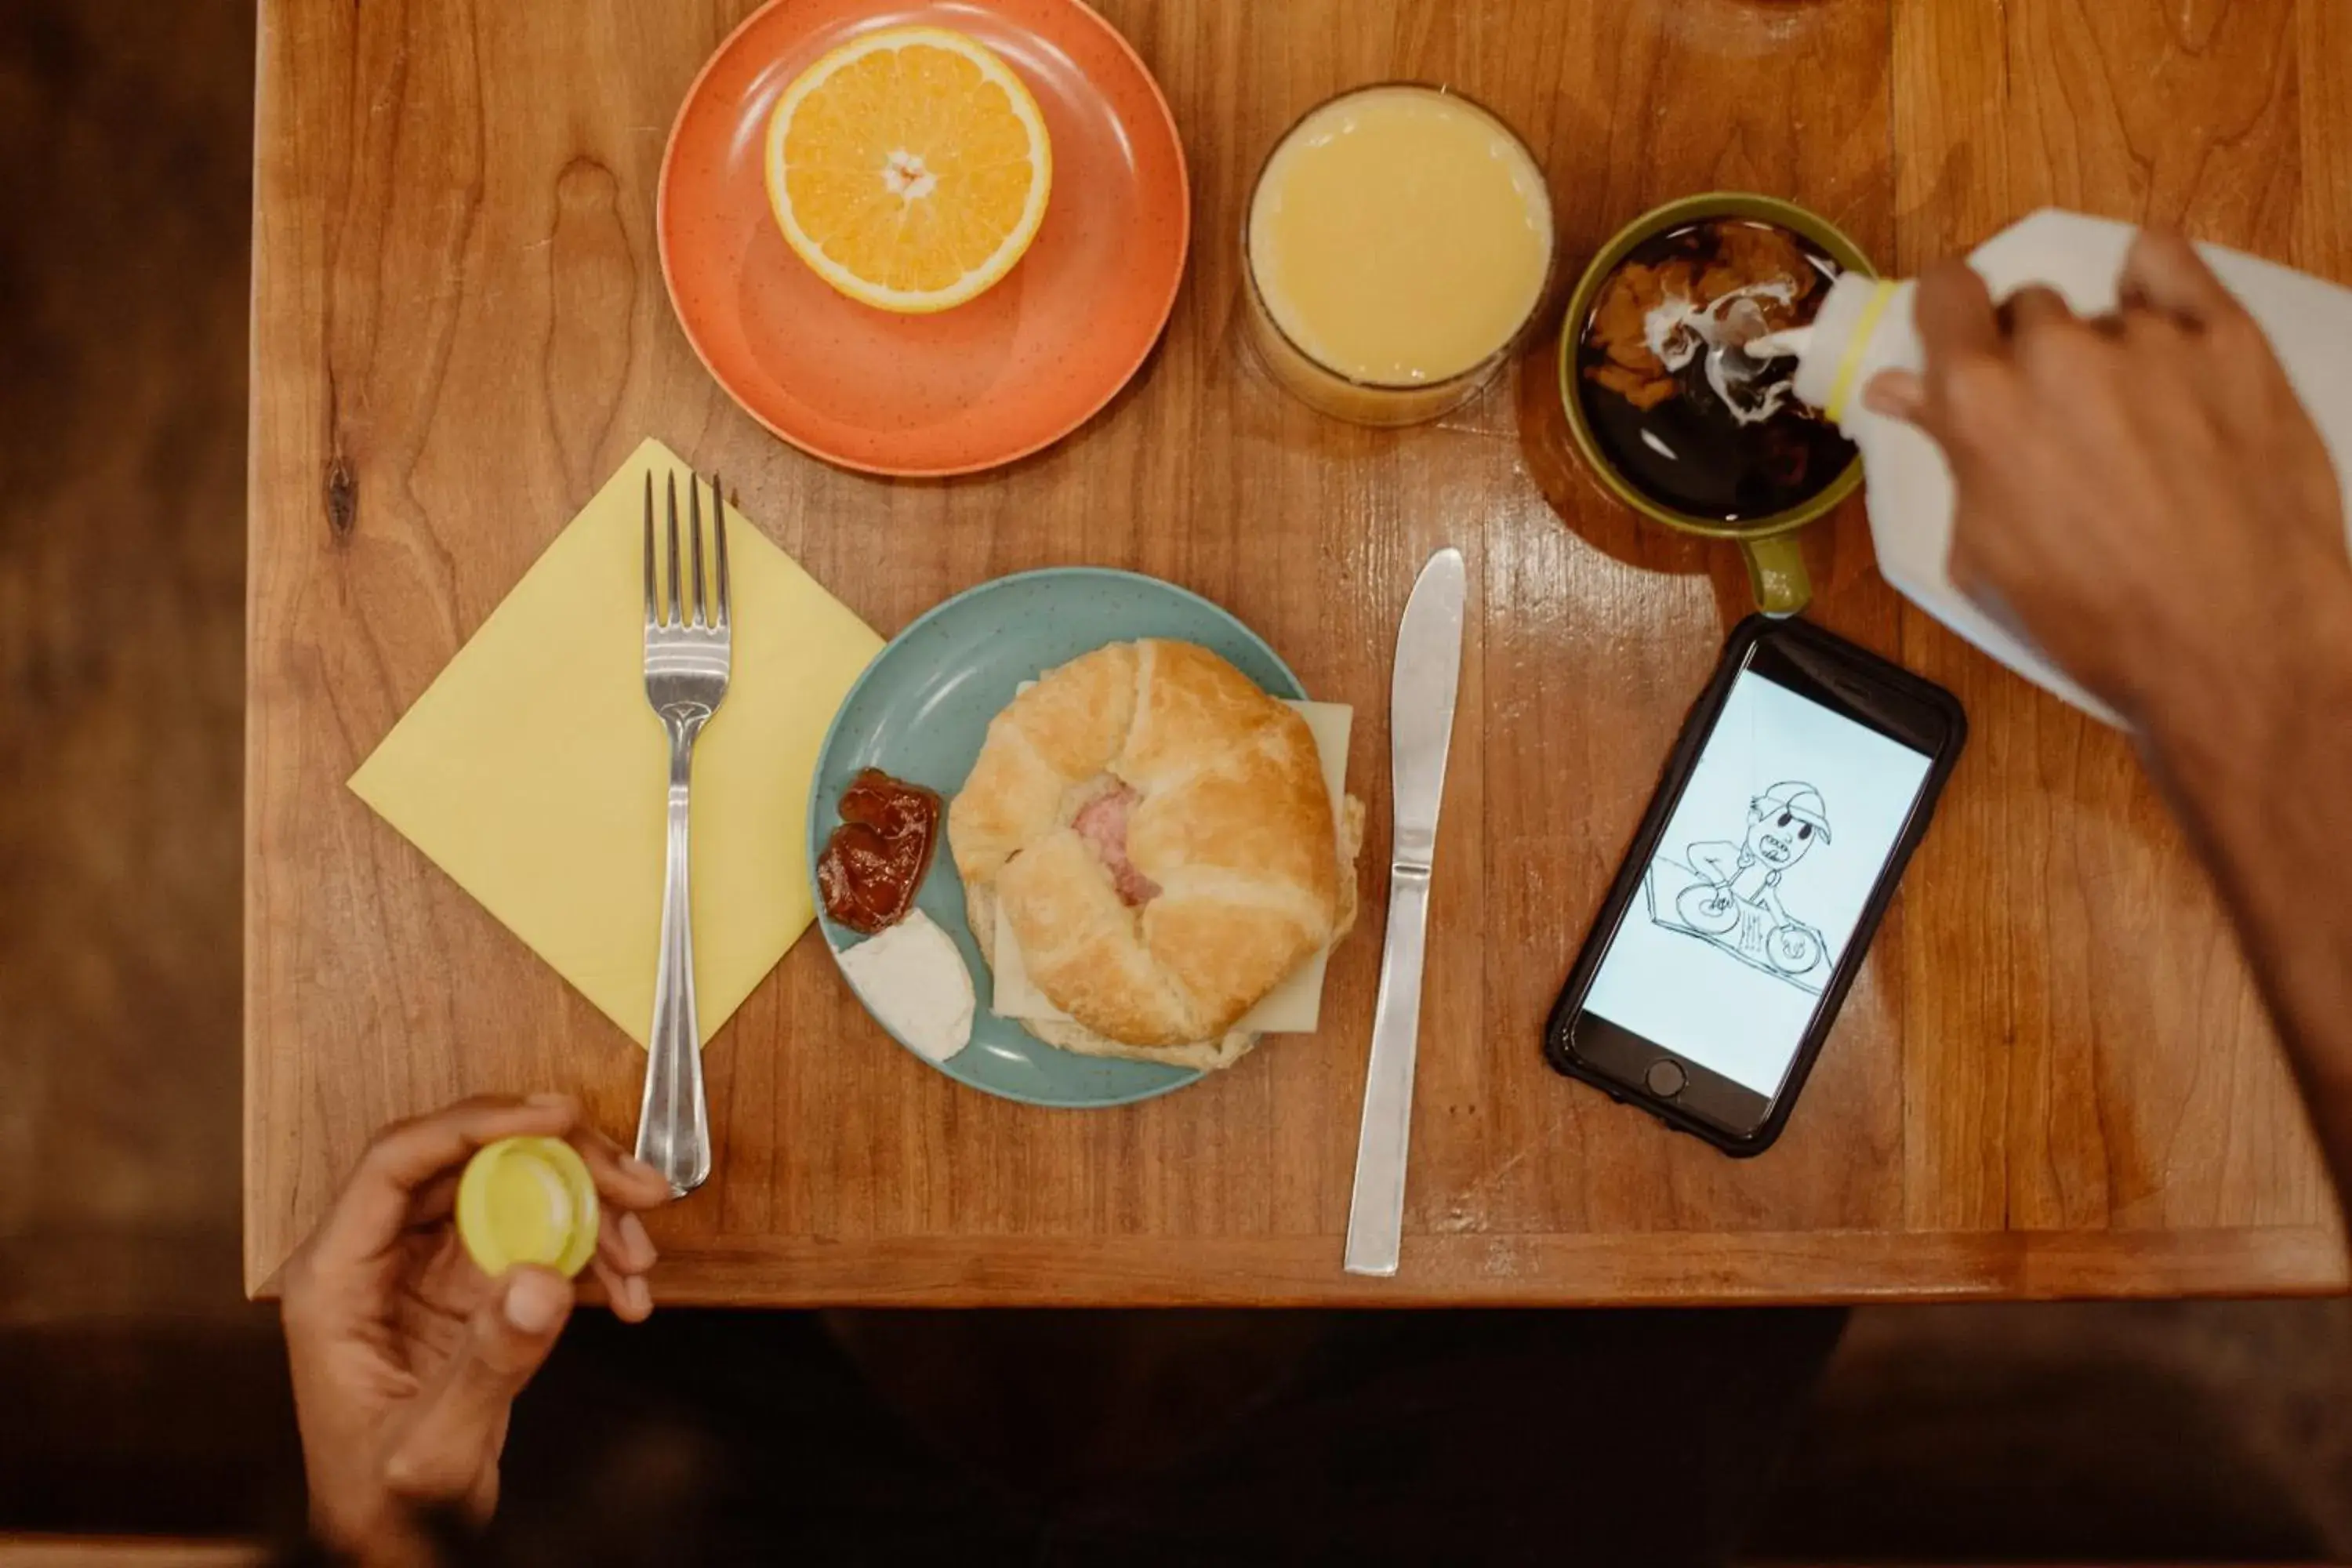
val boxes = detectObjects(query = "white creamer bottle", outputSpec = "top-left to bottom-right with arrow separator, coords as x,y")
1789,209 -> 2352,724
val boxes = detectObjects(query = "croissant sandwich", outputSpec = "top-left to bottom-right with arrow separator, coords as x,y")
948,639 -> 1365,1070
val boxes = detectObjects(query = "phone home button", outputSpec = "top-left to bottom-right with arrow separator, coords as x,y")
1644,1059 -> 1688,1099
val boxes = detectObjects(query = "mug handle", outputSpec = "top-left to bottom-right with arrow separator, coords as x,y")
1740,533 -> 1811,617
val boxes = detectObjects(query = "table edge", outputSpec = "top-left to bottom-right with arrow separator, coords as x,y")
245,1225 -> 2350,1307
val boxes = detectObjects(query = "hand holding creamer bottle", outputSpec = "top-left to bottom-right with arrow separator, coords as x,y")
1784,209 -> 2352,726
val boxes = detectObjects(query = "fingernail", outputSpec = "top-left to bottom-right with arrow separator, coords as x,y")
619,1212 -> 655,1264
628,1276 -> 655,1319
505,1269 -> 568,1334
526,1092 -> 574,1111
621,1153 -> 663,1185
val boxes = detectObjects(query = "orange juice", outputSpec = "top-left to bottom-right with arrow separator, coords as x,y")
1245,85 -> 1553,424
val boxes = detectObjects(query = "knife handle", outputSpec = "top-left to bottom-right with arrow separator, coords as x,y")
1345,863 -> 1433,1276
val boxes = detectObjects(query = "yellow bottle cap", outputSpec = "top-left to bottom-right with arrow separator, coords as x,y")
456,1136 -> 601,1279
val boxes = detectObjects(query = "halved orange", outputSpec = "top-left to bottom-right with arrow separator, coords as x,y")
764,27 -> 1054,314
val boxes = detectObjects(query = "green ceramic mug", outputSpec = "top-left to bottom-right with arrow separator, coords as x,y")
1557,193 -> 1874,615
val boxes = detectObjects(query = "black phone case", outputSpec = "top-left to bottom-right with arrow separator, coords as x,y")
1541,615 -> 1968,1156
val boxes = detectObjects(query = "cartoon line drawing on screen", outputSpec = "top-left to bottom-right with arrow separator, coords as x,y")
1642,782 -> 1835,993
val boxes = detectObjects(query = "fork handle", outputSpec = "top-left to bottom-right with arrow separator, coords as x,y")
637,721 -> 711,1196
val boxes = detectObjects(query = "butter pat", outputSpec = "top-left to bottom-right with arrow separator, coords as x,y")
837,911 -> 975,1062
989,700 -> 1353,1034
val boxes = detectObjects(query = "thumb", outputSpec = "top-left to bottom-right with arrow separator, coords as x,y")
383,1267 -> 573,1507
1860,368 -> 1927,425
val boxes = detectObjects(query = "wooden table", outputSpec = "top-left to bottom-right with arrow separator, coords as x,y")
245,0 -> 2352,1305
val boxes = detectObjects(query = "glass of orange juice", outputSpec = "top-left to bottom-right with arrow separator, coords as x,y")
1243,85 -> 1555,426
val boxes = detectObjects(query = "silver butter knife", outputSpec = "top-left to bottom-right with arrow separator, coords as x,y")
1345,546 -> 1467,1277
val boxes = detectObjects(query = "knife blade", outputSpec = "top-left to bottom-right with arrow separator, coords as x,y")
1344,546 -> 1467,1277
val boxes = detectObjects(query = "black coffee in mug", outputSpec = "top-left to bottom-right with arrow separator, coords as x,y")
1575,219 -> 1856,523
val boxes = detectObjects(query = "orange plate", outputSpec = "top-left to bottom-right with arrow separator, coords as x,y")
660,0 -> 1191,477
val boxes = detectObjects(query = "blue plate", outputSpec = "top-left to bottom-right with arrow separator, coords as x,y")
808,568 -> 1304,1108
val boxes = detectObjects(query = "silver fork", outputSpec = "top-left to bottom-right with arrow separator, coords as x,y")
637,468 -> 731,1196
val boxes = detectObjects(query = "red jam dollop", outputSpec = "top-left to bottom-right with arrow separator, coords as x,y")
816,768 -> 942,935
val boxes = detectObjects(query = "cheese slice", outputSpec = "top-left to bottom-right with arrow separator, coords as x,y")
349,437 -> 882,1047
988,699 -> 1353,1034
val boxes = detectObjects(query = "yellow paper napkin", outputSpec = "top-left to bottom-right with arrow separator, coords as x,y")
350,437 -> 882,1047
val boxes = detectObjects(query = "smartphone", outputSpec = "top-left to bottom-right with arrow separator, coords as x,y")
1544,616 -> 1966,1156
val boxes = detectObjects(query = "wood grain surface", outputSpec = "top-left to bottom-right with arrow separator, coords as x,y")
246,0 -> 2352,1303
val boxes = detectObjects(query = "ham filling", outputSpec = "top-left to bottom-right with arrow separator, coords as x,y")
1072,783 -> 1161,906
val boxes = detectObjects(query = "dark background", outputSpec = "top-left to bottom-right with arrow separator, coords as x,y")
3,1 -> 2350,1558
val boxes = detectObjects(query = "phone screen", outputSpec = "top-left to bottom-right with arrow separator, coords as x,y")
1580,658 -> 1936,1099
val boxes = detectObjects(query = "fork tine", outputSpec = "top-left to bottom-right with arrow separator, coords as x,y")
688,469 -> 708,628
642,472 -> 657,627
712,473 -> 731,630
665,473 -> 683,628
